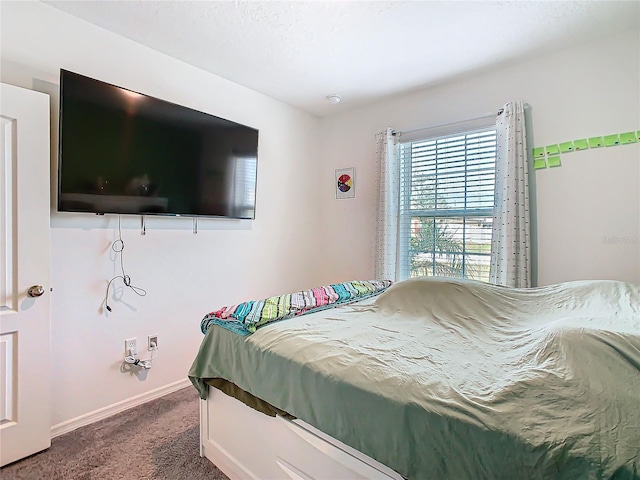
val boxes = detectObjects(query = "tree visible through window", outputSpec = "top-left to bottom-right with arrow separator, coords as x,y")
398,128 -> 497,281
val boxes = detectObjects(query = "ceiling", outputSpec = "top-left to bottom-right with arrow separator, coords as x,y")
45,1 -> 639,117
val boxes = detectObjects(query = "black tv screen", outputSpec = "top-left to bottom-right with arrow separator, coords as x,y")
58,70 -> 258,219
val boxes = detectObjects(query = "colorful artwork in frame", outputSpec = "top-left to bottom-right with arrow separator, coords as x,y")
335,167 -> 355,199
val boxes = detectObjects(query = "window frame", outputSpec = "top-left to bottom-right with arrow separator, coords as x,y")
397,124 -> 497,281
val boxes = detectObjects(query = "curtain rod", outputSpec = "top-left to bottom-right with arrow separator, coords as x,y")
391,109 -> 503,136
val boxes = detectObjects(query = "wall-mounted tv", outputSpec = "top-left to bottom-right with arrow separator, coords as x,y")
58,69 -> 259,219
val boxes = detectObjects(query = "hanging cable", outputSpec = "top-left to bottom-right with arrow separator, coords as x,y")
104,215 -> 147,312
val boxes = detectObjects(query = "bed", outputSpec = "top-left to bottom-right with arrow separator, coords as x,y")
188,277 -> 640,480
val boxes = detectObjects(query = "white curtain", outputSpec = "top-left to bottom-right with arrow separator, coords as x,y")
374,128 -> 399,281
490,101 -> 531,288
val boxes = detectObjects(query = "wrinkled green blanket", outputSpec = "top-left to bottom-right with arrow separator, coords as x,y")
189,277 -> 640,479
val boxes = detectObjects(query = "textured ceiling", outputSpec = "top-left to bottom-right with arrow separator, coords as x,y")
45,1 -> 639,117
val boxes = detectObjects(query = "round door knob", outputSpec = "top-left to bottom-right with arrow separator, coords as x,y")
28,285 -> 45,298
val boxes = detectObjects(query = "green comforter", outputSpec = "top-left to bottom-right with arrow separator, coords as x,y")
189,277 -> 640,479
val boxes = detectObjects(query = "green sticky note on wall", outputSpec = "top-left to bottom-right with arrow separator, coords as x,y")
619,132 -> 637,144
533,158 -> 547,170
532,147 -> 545,158
588,137 -> 604,148
559,141 -> 574,153
545,145 -> 560,156
547,156 -> 561,168
603,134 -> 620,147
573,139 -> 589,150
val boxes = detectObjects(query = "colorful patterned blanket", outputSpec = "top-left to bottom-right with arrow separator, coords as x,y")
201,279 -> 393,336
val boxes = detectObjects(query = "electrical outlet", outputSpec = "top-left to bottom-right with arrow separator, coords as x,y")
148,335 -> 158,351
124,337 -> 137,356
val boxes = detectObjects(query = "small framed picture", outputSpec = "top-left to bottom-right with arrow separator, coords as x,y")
335,167 -> 355,199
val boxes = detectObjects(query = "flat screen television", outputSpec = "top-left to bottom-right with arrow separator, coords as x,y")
58,70 -> 259,219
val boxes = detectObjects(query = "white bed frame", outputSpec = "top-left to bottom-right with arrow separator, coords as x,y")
200,386 -> 404,480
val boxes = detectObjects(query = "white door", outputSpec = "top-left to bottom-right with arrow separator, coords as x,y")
0,82 -> 51,466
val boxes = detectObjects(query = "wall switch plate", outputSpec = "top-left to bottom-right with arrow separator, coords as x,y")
148,335 -> 158,351
125,337 -> 137,356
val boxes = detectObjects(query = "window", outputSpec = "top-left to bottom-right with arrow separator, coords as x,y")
398,128 -> 497,282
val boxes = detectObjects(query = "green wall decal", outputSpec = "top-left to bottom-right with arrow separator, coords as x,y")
619,132 -> 637,144
547,156 -> 562,168
588,137 -> 604,148
532,128 -> 638,172
532,147 -> 545,158
533,158 -> 547,170
573,139 -> 589,150
559,141 -> 574,153
603,134 -> 620,147
546,144 -> 560,156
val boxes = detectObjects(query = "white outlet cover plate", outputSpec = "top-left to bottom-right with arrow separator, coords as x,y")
124,338 -> 137,355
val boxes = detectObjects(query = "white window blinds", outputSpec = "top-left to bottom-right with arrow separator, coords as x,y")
398,128 -> 497,281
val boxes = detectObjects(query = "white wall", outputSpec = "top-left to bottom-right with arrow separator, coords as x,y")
318,28 -> 640,286
1,2 -> 324,427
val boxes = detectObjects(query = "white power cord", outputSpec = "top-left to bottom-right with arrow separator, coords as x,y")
124,342 -> 157,369
104,215 -> 147,313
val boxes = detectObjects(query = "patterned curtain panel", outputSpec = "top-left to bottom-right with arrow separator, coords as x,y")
374,128 -> 400,280
490,101 -> 532,288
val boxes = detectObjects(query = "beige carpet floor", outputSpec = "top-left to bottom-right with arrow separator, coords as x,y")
0,386 -> 228,480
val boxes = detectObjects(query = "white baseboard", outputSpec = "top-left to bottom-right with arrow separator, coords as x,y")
50,378 -> 192,438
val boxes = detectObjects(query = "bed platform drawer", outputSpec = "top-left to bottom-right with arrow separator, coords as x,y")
201,386 -> 403,480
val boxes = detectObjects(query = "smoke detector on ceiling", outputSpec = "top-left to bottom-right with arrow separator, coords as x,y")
326,94 -> 342,104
